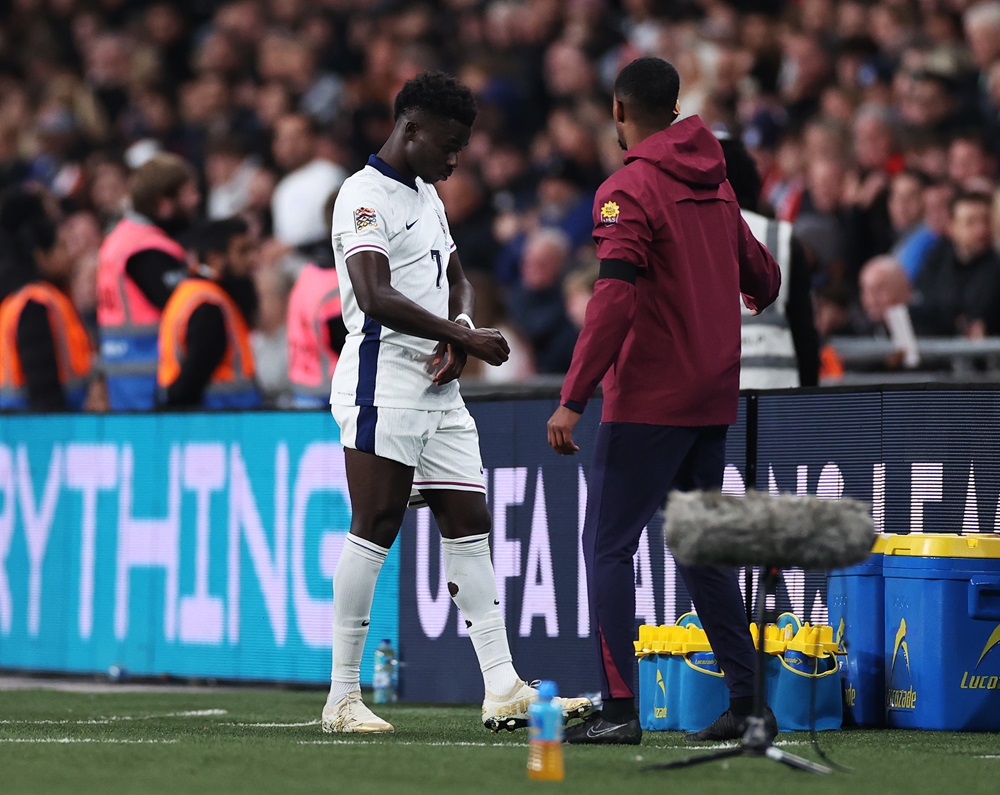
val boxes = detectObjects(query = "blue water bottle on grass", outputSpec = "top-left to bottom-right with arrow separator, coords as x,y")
373,639 -> 398,704
527,680 -> 565,781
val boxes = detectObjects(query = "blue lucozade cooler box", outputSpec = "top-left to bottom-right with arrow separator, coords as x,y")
827,535 -> 888,726
883,534 -> 1000,730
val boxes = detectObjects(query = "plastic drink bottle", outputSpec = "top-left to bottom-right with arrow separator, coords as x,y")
373,639 -> 398,704
527,680 -> 565,781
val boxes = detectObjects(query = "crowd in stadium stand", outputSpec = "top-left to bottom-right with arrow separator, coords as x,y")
1,0 -> 1000,410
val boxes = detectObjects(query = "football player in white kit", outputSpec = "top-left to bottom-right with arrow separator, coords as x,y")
321,72 -> 591,734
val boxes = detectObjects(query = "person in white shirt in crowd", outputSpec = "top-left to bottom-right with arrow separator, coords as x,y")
270,112 -> 347,255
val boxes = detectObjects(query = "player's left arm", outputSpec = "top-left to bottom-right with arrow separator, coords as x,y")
431,251 -> 475,386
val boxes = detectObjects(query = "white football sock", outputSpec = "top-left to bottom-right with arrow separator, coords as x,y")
441,533 -> 520,696
327,534 -> 388,706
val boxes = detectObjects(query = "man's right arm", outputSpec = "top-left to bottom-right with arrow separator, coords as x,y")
124,249 -> 187,310
346,250 -> 508,365
737,214 -> 781,313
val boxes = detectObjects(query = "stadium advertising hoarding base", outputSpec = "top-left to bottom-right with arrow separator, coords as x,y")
0,412 -> 398,685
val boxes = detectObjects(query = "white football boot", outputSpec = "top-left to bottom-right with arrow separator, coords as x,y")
482,680 -> 593,732
321,692 -> 394,734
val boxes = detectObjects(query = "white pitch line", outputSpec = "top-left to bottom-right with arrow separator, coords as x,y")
0,738 -> 179,745
228,720 -> 322,727
297,738 -> 811,750
977,755 -> 1000,759
299,740 -> 526,747
0,709 -> 227,726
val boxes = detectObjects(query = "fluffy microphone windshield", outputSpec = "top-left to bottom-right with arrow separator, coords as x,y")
664,490 -> 875,570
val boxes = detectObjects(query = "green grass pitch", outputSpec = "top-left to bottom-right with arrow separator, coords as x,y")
0,685 -> 998,794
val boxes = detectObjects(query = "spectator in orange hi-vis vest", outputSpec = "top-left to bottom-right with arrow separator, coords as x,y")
156,216 -> 261,410
287,261 -> 346,408
97,153 -> 200,411
0,189 -> 92,411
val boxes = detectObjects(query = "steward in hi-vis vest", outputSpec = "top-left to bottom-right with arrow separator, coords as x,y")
716,133 -> 819,390
739,209 -> 799,388
156,216 -> 261,410
97,154 -> 199,410
287,262 -> 346,407
0,282 -> 92,410
0,189 -> 93,411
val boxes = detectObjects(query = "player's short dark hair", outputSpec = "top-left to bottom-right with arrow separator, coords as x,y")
193,216 -> 249,261
393,72 -> 477,127
614,57 -> 681,121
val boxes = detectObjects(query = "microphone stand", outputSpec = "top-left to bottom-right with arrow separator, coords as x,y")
644,566 -> 831,774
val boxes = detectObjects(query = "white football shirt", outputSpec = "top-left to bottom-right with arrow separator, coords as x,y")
329,156 -> 463,410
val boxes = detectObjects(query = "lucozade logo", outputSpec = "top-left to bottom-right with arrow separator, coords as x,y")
653,669 -> 668,719
959,624 -> 1000,691
891,618 -> 910,675
887,618 -> 917,709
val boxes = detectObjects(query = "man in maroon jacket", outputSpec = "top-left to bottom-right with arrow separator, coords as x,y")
547,57 -> 781,745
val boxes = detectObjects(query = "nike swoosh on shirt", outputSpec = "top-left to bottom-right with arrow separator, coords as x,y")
361,620 -> 370,626
405,219 -> 418,230
587,722 -> 626,738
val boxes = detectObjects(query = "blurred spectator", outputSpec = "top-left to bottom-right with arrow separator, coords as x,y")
964,3 -> 1000,75
251,259 -> 294,408
495,156 -> 594,285
858,255 -> 913,332
900,70 -> 962,135
911,191 -> 1000,338
563,260 -> 599,333
435,168 -> 497,274
0,189 -> 92,411
157,216 -> 260,409
97,153 -> 200,410
85,154 -> 129,229
61,210 -> 103,334
856,255 -> 921,371
887,170 -> 938,282
459,272 -> 534,385
947,130 -> 997,189
779,30 -> 834,125
793,156 -> 850,289
270,112 -> 347,256
205,134 -> 263,220
506,227 -> 578,374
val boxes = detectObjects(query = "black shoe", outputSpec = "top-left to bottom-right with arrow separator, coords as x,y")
564,712 -> 642,745
685,706 -> 778,743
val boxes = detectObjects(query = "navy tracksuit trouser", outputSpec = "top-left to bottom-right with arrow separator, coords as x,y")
582,422 -> 756,704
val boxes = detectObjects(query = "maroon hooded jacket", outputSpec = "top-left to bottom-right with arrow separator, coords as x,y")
560,116 -> 781,426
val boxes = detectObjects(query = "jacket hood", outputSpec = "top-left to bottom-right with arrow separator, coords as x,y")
624,116 -> 727,187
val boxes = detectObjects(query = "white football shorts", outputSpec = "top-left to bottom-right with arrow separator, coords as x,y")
332,403 -> 486,508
